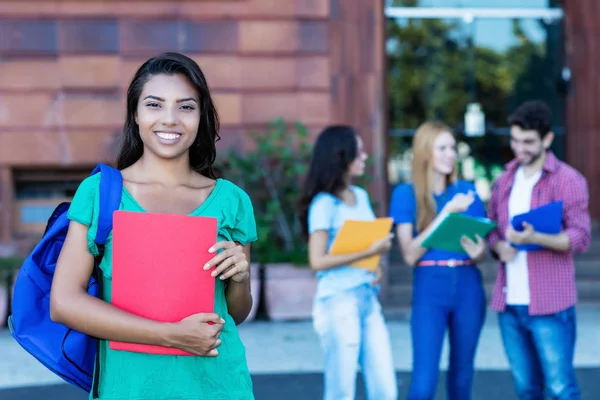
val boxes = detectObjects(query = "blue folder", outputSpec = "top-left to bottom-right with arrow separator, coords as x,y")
510,201 -> 563,251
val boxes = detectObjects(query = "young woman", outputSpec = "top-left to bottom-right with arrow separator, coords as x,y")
389,121 -> 487,400
50,52 -> 257,400
298,125 -> 398,400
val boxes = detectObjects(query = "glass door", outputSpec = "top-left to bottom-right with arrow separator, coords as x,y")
385,4 -> 565,201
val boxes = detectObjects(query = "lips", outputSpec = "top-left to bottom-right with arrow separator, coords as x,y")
154,131 -> 183,144
155,132 -> 181,140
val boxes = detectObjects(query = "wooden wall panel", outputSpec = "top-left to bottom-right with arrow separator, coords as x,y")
563,1 -> 600,221
329,0 -> 387,217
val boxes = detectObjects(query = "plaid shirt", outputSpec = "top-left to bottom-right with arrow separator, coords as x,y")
487,151 -> 591,315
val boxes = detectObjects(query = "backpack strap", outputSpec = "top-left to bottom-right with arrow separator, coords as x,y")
88,163 -> 122,399
91,163 -> 123,250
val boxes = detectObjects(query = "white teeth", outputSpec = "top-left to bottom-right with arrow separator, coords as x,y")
156,132 -> 181,140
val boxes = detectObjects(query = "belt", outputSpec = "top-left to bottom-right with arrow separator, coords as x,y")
417,259 -> 474,268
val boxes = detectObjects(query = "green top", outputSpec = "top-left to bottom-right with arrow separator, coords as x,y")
67,173 -> 257,400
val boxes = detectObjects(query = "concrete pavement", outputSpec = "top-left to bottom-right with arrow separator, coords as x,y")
1,305 -> 600,390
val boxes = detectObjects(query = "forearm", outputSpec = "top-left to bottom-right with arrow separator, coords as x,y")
403,211 -> 449,266
472,245 -> 488,263
51,291 -> 172,347
531,231 -> 571,252
225,280 -> 253,325
310,248 -> 376,271
492,240 -> 507,254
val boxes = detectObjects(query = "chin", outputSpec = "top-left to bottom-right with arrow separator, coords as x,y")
517,156 -> 533,165
146,146 -> 190,161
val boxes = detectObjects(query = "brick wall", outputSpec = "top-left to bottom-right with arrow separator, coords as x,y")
0,0 -> 387,237
0,1 -> 336,165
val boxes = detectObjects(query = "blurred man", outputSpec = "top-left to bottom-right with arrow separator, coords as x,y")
487,100 -> 591,400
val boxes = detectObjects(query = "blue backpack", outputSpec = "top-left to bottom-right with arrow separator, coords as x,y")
8,163 -> 122,399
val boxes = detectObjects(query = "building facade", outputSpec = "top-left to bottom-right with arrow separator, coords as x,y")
0,0 -> 387,249
0,0 -> 597,253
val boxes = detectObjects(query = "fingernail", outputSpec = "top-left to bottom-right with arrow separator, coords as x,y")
220,275 -> 225,280
204,264 -> 210,270
220,318 -> 225,323
211,271 -> 217,277
208,247 -> 215,253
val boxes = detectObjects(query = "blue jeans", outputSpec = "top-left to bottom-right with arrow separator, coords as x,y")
408,265 -> 486,400
498,305 -> 580,400
312,284 -> 398,400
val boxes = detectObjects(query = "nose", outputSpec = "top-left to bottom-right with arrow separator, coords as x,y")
512,142 -> 526,154
161,106 -> 178,126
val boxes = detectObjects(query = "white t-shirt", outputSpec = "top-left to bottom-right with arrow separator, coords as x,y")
506,167 -> 542,305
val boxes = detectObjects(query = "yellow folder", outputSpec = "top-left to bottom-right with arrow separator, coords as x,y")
328,218 -> 394,272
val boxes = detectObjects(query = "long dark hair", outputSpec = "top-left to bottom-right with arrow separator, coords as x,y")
116,52 -> 220,178
298,125 -> 358,238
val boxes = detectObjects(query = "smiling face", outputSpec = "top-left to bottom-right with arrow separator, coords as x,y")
134,73 -> 201,161
431,131 -> 457,176
510,125 -> 554,166
347,135 -> 368,177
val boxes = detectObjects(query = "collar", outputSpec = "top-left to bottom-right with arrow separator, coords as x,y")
504,150 -> 559,175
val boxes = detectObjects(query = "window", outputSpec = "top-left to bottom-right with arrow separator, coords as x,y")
13,169 -> 89,235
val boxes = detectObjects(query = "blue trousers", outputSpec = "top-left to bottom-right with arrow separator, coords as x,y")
498,305 -> 579,400
313,284 -> 398,400
408,265 -> 486,400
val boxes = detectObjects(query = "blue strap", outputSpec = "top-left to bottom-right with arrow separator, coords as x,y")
91,163 -> 123,246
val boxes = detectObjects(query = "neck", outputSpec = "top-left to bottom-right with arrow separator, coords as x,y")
137,151 -> 193,185
343,174 -> 352,188
336,177 -> 351,198
431,170 -> 446,195
522,150 -> 546,177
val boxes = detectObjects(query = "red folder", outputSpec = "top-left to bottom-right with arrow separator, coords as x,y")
110,210 -> 217,356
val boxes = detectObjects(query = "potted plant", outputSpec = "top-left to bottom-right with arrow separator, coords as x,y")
250,118 -> 316,321
217,118 -> 316,321
212,153 -> 262,323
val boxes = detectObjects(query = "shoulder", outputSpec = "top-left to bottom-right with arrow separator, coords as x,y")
70,173 -> 102,207
217,178 -> 251,199
215,179 -> 254,208
454,179 -> 476,192
77,173 -> 101,192
391,182 -> 415,200
350,185 -> 370,199
553,161 -> 589,194
310,191 -> 337,209
556,161 -> 587,183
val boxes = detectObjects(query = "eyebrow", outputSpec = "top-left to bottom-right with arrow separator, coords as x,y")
143,95 -> 197,103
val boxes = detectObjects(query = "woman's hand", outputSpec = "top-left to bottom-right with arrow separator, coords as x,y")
443,191 -> 475,214
167,313 -> 225,356
371,264 -> 383,286
460,234 -> 486,261
368,233 -> 394,256
204,241 -> 250,283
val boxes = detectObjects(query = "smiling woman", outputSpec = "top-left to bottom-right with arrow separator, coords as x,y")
49,53 -> 257,400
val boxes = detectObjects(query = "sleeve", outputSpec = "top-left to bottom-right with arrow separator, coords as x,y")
388,183 -> 416,225
67,173 -> 101,256
464,181 -> 487,219
561,173 -> 591,253
486,181 -> 502,252
308,194 -> 335,234
231,188 -> 258,246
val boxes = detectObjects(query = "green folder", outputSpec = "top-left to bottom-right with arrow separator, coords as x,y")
422,213 -> 498,253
